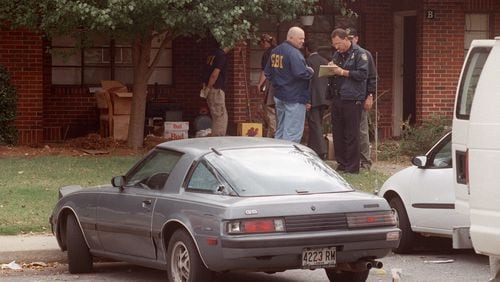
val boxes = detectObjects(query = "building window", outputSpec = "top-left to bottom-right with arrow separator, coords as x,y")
464,14 -> 490,52
51,34 -> 172,85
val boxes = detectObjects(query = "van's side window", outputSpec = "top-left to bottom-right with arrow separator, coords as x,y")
456,47 -> 491,120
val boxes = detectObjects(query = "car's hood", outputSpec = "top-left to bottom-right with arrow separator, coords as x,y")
58,184 -> 113,199
379,166 -> 415,195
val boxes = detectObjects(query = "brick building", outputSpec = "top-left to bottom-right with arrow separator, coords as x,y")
1,0 -> 499,145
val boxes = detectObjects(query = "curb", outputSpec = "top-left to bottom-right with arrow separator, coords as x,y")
0,235 -> 66,264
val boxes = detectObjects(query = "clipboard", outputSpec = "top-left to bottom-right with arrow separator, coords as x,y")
318,65 -> 338,77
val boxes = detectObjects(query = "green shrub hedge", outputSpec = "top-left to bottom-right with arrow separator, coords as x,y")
0,65 -> 18,145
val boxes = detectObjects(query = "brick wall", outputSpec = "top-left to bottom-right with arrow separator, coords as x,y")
416,0 -> 465,122
0,29 -> 44,145
43,86 -> 100,141
352,0 -> 394,138
494,1 -> 500,36
4,1 -> 499,144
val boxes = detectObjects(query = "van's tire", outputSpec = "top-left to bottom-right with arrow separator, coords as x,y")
66,213 -> 93,273
390,197 -> 415,253
325,268 -> 369,282
167,229 -> 213,282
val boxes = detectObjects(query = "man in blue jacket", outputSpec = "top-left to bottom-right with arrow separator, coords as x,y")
264,26 -> 314,143
328,28 -> 369,173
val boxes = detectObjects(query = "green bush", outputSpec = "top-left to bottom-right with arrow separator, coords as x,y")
378,116 -> 451,161
0,65 -> 18,145
400,116 -> 451,156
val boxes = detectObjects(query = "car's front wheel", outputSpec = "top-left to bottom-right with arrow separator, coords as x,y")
389,197 -> 415,253
66,213 -> 93,273
325,268 -> 369,282
167,229 -> 213,282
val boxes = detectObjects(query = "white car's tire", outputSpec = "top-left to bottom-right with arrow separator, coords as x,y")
390,198 -> 415,253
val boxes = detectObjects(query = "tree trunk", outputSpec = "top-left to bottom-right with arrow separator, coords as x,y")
127,36 -> 152,149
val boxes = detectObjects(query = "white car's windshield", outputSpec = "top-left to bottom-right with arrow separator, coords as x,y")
205,147 -> 353,196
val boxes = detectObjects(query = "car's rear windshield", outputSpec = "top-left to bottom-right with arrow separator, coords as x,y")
205,147 -> 353,196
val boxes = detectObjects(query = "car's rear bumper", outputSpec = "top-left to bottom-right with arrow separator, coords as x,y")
199,227 -> 400,272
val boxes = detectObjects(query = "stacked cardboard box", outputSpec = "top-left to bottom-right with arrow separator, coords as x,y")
164,121 -> 189,140
237,123 -> 263,137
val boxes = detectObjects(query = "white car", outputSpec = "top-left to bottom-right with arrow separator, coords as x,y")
378,131 -> 468,253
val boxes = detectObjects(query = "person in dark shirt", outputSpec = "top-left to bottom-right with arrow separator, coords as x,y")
346,27 -> 378,170
305,41 -> 330,159
202,46 -> 231,136
328,28 -> 369,173
257,34 -> 277,137
264,26 -> 314,143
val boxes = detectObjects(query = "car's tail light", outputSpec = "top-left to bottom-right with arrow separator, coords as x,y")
346,211 -> 396,229
227,218 -> 285,234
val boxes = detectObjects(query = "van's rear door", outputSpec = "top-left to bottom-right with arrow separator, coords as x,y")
467,38 -> 500,257
452,40 -> 493,219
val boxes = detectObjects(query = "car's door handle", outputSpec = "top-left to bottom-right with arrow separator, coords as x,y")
142,199 -> 152,208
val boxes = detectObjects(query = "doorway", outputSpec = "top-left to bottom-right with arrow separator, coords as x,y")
392,11 -> 417,136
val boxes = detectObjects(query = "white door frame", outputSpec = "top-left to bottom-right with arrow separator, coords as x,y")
392,10 -> 417,136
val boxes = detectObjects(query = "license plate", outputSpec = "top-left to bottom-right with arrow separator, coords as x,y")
301,247 -> 336,268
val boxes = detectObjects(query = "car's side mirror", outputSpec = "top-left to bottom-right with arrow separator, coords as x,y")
112,176 -> 126,189
412,156 -> 427,168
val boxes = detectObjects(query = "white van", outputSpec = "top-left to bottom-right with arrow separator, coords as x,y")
452,37 -> 500,280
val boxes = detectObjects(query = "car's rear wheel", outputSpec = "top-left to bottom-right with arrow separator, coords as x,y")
389,197 -> 415,253
325,268 -> 369,282
167,230 -> 213,282
66,213 -> 93,273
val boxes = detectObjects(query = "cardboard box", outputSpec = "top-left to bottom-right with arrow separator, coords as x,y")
165,121 -> 189,131
164,121 -> 189,140
164,130 -> 189,140
237,123 -> 262,137
113,115 -> 130,140
111,92 -> 133,115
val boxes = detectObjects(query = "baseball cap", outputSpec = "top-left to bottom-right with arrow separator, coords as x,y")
346,28 -> 358,38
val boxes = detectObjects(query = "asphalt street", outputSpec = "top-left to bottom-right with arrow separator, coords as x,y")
0,246 -> 490,281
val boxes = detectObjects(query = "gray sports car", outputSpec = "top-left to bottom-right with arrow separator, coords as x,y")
50,137 -> 400,282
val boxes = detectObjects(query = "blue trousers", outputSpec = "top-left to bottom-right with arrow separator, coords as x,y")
274,97 -> 306,144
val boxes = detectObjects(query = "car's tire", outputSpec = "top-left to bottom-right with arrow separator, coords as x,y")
167,229 -> 213,282
325,268 -> 369,282
66,213 -> 93,273
389,197 -> 415,254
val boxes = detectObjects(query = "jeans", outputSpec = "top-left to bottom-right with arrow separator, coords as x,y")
274,97 -> 306,144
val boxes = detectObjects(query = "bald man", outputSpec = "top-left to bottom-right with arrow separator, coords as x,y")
264,27 -> 314,144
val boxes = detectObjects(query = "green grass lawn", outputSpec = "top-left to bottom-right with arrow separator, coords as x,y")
0,155 -> 390,235
0,155 -> 139,235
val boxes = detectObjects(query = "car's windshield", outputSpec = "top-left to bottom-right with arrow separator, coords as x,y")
204,147 -> 353,196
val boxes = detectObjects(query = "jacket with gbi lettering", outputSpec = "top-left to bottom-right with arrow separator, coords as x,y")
264,41 -> 313,104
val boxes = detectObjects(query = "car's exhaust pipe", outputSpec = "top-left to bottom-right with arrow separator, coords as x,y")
369,260 -> 383,269
355,260 -> 373,270
336,259 -> 377,272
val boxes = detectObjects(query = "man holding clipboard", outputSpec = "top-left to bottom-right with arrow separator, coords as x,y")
326,28 -> 369,174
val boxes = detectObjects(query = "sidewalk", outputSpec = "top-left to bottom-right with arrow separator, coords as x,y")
0,234 -> 66,264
